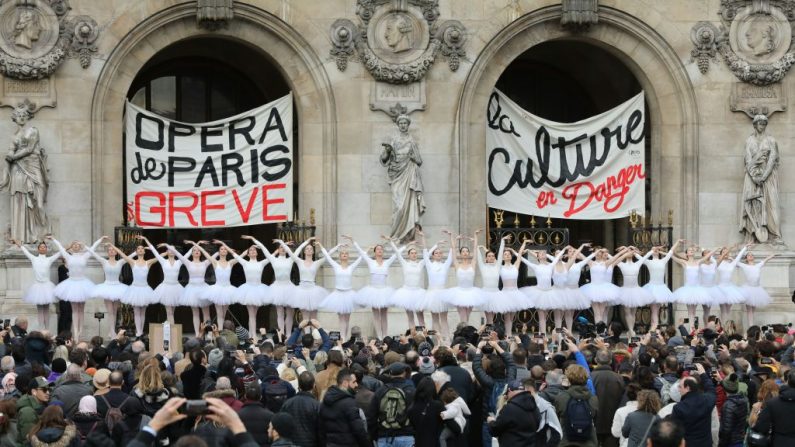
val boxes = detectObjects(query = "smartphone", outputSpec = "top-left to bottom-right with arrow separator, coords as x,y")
683,318 -> 690,324
2,319 -> 9,328
427,330 -> 437,336
355,336 -> 363,344
329,331 -> 341,342
533,332 -> 544,340
694,317 -> 700,329
555,328 -> 564,334
630,336 -> 641,344
415,325 -> 425,332
179,400 -> 210,416
484,324 -> 494,332
760,357 -> 774,365
286,348 -> 295,360
163,340 -> 170,352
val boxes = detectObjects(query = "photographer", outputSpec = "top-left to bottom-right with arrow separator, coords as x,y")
286,319 -> 331,361
672,363 -> 716,447
473,335 -> 516,447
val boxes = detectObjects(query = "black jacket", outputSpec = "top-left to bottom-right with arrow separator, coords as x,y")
180,364 -> 207,400
281,391 -> 320,447
127,430 -> 260,447
591,365 -> 626,435
319,386 -> 369,447
238,401 -> 273,447
366,376 -> 415,439
488,391 -> 540,446
439,364 -> 474,404
718,393 -> 748,447
752,386 -> 795,447
672,372 -> 716,447
473,351 -> 517,415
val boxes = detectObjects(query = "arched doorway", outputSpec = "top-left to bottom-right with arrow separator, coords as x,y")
492,39 -> 648,248
124,37 -> 293,330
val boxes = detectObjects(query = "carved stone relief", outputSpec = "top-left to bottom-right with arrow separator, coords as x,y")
197,0 -> 234,30
561,0 -> 599,30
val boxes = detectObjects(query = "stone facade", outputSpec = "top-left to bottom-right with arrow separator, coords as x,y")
1,0 -> 794,336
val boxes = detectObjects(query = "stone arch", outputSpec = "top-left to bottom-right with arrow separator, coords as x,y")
457,5 -> 699,240
90,2 -> 337,239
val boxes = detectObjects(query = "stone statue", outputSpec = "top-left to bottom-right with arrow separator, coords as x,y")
380,114 -> 426,243
383,13 -> 413,53
744,15 -> 778,57
13,9 -> 41,50
740,114 -> 782,244
0,103 -> 50,243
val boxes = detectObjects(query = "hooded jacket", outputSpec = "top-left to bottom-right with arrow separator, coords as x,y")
489,391 -> 541,446
132,387 -> 171,416
752,386 -> 795,447
591,365 -> 625,435
366,375 -> 415,439
281,391 -> 320,447
554,385 -> 599,447
319,386 -> 369,447
718,393 -> 748,447
672,372 -> 716,447
202,388 -> 243,411
51,380 -> 93,419
16,394 -> 45,445
29,424 -> 80,447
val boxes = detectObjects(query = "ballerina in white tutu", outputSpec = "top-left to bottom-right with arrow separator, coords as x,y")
641,239 -> 681,331
672,244 -> 715,324
112,238 -> 158,336
390,240 -> 427,328
87,236 -> 128,338
245,236 -> 296,335
738,250 -> 775,327
136,236 -> 182,328
347,235 -> 401,339
474,231 -> 507,326
698,248 -> 723,324
170,241 -> 215,335
520,248 -> 565,334
498,239 -> 530,337
580,248 -> 623,324
420,230 -> 454,338
11,239 -> 61,330
186,241 -> 232,326
616,246 -> 654,336
552,244 -> 593,330
319,242 -> 361,339
49,236 -> 99,342
442,231 -> 484,326
280,237 -> 329,322
216,239 -> 270,335
715,243 -> 749,323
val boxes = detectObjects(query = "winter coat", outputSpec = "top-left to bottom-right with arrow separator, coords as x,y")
202,389 -> 243,411
489,391 -> 541,446
131,387 -> 171,416
126,430 -> 260,447
51,380 -> 93,419
611,400 -> 638,447
95,389 -> 129,418
591,365 -> 625,435
473,351 -> 517,416
554,385 -> 599,447
318,386 -> 369,447
539,384 -> 566,404
621,411 -> 658,447
672,372 -> 716,447
718,393 -> 748,447
16,394 -> 44,445
366,376 -> 415,439
192,420 -> 234,447
23,337 -> 50,367
180,364 -> 207,400
271,439 -> 300,447
441,396 -> 471,431
280,391 -> 320,447
71,412 -> 106,440
29,424 -> 80,447
752,386 -> 795,447
0,420 -> 18,447
237,401 -> 273,446
407,399 -> 445,447
439,364 -> 475,404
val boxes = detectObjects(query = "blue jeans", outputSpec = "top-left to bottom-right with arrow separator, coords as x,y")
482,421 -> 492,447
377,436 -> 414,447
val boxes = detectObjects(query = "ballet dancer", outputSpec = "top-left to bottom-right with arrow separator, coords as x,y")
715,243 -> 749,323
442,232 -> 484,326
581,248 -> 622,324
190,241 -> 234,325
391,240 -> 427,328
699,248 -> 722,324
112,238 -> 157,336
216,239 -> 270,335
280,237 -> 328,323
553,244 -> 593,330
672,244 -> 714,324
641,239 -> 681,331
319,242 -> 362,339
171,241 -> 214,335
499,239 -> 530,337
348,235 -> 400,340
738,250 -> 775,327
49,236 -> 99,342
420,230 -> 453,338
245,236 -> 296,335
474,231 -> 507,326
616,247 -> 654,336
137,236 -> 182,327
87,236 -> 128,338
11,239 -> 60,329
521,247 -> 565,334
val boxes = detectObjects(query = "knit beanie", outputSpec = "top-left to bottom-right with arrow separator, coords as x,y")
271,412 -> 296,439
235,327 -> 250,343
384,351 -> 401,367
51,358 -> 67,374
207,349 -> 224,369
722,373 -> 739,394
418,356 -> 435,374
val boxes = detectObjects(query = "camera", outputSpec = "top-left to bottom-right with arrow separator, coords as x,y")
329,331 -> 341,342
415,325 -> 425,332
179,400 -> 211,416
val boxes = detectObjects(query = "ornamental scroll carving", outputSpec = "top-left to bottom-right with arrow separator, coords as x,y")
692,0 -> 795,85
330,0 -> 467,83
0,0 -> 100,80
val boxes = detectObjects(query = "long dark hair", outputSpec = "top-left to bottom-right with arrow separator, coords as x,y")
29,406 -> 68,439
412,377 -> 438,405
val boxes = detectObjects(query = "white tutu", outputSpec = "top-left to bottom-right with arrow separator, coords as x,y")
615,286 -> 654,307
564,287 -> 591,310
716,284 -> 745,305
355,285 -> 395,309
154,283 -> 184,307
24,281 -> 57,305
392,286 -> 425,311
422,289 -> 449,313
235,283 -> 271,306
442,287 -> 486,308
704,286 -> 723,303
293,283 -> 328,311
203,284 -> 238,305
182,284 -> 211,307
581,282 -> 620,303
269,281 -> 297,306
484,288 -> 528,313
54,278 -> 96,303
521,287 -> 561,310
673,285 -> 712,305
643,283 -> 674,304
91,282 -> 128,301
122,285 -> 155,306
741,286 -> 771,308
320,289 -> 359,314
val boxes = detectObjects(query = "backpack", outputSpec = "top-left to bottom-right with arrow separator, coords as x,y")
564,396 -> 593,442
263,379 -> 291,412
378,384 -> 409,430
79,422 -> 98,441
657,377 -> 674,405
100,395 -> 130,433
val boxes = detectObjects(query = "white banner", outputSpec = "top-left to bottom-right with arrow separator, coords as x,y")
125,93 -> 293,228
486,90 -> 646,219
